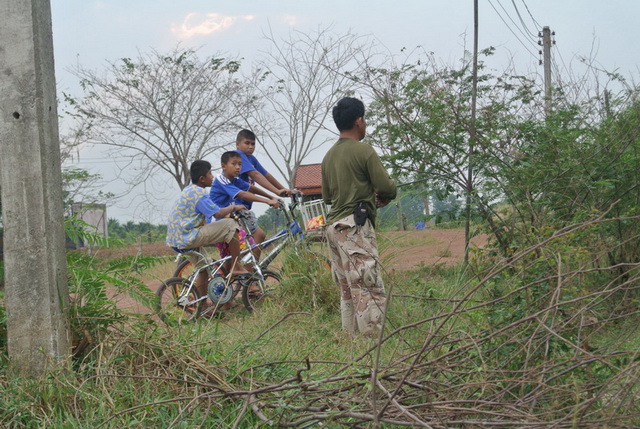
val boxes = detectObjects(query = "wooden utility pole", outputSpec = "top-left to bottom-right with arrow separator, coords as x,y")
542,26 -> 553,115
465,0 -> 479,264
0,0 -> 70,375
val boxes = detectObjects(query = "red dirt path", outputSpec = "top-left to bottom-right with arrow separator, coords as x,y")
101,228 -> 488,313
381,229 -> 488,269
96,228 -> 487,270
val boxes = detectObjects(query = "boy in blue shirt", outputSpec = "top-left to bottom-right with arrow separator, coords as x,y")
210,151 -> 280,260
234,129 -> 292,199
166,160 -> 247,297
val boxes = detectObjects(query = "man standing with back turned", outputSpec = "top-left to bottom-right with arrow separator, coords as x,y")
321,97 -> 397,337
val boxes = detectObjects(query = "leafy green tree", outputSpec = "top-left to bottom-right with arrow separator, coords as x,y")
257,207 -> 286,236
500,89 -> 640,260
363,49 -> 539,253
431,190 -> 463,223
106,218 -> 166,243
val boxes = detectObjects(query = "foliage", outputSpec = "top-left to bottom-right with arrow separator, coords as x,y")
0,219 -> 160,361
361,49 -> 540,253
65,219 -> 159,356
256,206 -> 286,236
277,247 -> 336,313
360,46 -> 640,262
67,46 -> 256,190
1,230 -> 639,426
106,218 -> 166,243
61,167 -> 114,215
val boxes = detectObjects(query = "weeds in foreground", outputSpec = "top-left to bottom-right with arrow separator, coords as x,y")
2,221 -> 640,427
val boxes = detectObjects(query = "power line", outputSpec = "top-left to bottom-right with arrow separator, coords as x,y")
510,0 -> 538,37
554,39 -> 573,85
494,0 -> 537,42
520,0 -> 542,29
487,0 -> 539,59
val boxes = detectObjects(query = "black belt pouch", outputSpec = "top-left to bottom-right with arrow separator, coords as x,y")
354,201 -> 369,226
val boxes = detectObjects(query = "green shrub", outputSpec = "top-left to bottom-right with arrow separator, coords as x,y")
277,248 -> 337,313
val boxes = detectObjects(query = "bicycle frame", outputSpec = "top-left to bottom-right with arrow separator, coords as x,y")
173,192 -> 319,274
175,249 -> 231,306
244,193 -> 309,270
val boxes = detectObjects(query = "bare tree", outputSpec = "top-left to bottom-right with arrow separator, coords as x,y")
68,46 -> 256,190
240,27 -> 374,186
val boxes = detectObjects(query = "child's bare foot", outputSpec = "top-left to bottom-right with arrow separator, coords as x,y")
231,266 -> 249,275
223,261 -> 249,275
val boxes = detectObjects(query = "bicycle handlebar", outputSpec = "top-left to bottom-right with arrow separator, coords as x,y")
231,190 -> 303,226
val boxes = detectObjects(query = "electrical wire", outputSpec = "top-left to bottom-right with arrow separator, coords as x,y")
510,0 -> 538,37
520,0 -> 542,29
494,0 -> 538,42
554,40 -> 574,85
487,0 -> 539,59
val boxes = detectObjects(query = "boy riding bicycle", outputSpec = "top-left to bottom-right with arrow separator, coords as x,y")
210,151 -> 281,261
166,160 -> 247,299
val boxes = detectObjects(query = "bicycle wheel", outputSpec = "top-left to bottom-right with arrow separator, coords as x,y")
241,270 -> 282,312
173,258 -> 193,278
156,277 -> 203,324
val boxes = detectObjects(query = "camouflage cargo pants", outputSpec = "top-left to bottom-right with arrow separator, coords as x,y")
326,214 -> 386,337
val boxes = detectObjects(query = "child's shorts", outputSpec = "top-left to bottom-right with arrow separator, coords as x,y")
215,226 -> 256,258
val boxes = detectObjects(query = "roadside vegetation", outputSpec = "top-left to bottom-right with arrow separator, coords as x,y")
1,216 -> 639,427
2,27 -> 640,427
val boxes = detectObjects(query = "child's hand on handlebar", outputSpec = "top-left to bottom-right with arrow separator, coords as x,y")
268,198 -> 281,209
278,188 -> 293,197
233,204 -> 247,212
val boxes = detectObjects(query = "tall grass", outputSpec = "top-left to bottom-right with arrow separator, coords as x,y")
1,226 -> 639,427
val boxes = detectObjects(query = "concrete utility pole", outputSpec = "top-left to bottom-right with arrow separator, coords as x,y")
465,0 -> 479,264
0,0 -> 70,375
542,26 -> 553,115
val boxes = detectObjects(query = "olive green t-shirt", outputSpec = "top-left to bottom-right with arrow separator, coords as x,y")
321,138 -> 397,225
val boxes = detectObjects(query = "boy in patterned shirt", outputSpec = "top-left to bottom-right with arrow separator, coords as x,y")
166,160 -> 247,297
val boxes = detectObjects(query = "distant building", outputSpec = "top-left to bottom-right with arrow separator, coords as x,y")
71,203 -> 108,237
70,203 -> 108,248
294,163 -> 329,233
293,163 -> 323,202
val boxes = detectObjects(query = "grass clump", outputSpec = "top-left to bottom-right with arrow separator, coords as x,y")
2,225 -> 640,427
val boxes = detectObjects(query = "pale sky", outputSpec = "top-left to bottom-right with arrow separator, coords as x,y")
50,1 -> 640,223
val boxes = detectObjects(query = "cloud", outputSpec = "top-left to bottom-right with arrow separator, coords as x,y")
172,13 -> 255,39
281,14 -> 299,26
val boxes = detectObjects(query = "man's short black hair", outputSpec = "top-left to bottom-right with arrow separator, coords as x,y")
236,129 -> 256,142
221,150 -> 241,165
190,160 -> 211,184
332,97 -> 365,131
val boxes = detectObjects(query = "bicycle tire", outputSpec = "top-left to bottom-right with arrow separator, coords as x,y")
173,258 -> 194,278
156,277 -> 203,324
241,270 -> 282,312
